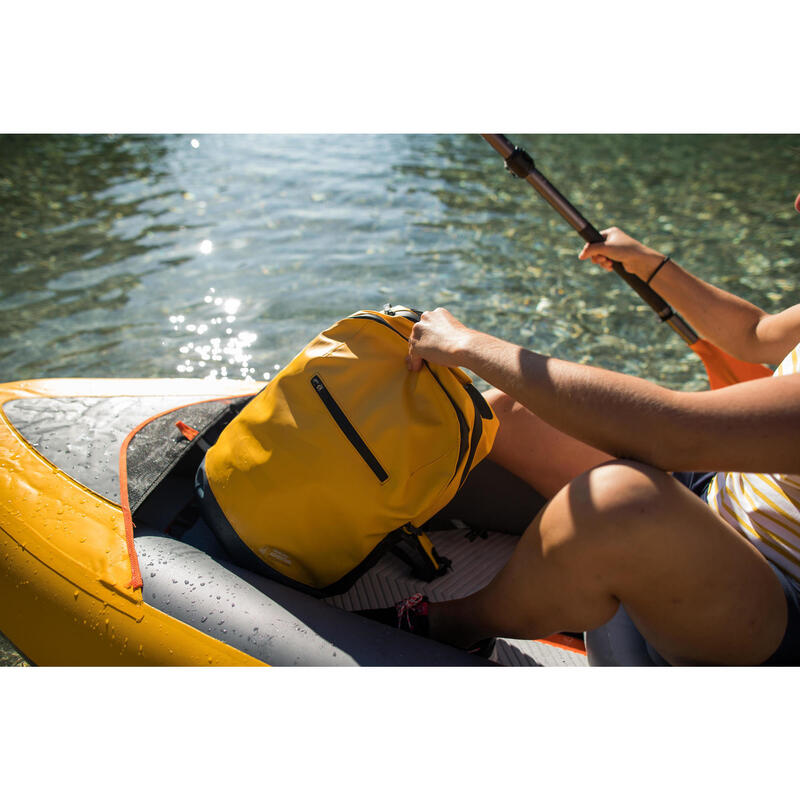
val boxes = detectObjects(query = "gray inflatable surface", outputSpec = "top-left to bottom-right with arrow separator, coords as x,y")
135,528 -> 494,666
585,606 -> 669,666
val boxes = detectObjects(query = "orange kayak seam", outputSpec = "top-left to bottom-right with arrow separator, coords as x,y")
118,395 -> 244,590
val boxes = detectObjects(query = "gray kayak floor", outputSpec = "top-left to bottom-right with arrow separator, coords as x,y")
326,527 -> 588,667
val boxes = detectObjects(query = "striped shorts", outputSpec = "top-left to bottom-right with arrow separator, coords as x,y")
673,470 -> 800,666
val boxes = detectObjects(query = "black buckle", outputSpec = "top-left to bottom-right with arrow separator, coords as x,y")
382,304 -> 422,322
505,147 -> 535,179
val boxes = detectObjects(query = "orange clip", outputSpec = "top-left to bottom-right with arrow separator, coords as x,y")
175,420 -> 200,441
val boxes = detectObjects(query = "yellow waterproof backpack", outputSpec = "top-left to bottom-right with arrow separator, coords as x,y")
204,306 -> 498,596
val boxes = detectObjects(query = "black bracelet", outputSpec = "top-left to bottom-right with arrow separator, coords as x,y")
647,255 -> 671,285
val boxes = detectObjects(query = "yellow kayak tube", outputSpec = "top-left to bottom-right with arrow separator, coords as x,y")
0,379 -> 266,666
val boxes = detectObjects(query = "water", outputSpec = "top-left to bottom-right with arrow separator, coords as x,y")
1,133 -> 799,664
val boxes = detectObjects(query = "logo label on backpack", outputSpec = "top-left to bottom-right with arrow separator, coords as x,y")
260,546 -> 293,566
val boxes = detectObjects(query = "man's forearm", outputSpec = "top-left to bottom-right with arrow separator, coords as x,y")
408,307 -> 800,474
648,259 -> 769,362
457,329 -> 800,474
458,330 -> 679,467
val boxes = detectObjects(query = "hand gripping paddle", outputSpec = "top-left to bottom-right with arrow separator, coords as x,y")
481,134 -> 771,389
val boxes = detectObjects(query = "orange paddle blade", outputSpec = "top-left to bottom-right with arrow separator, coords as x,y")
690,339 -> 772,390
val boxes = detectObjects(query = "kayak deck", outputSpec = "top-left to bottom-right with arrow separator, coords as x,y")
0,378 -> 587,666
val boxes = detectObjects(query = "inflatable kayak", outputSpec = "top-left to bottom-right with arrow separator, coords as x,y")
0,377 -> 657,666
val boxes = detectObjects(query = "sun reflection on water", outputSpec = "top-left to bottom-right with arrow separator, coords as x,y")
166,288 -> 275,382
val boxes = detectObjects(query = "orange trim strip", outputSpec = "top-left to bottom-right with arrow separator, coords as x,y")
119,414 -> 156,590
118,395 -> 245,589
538,633 -> 587,656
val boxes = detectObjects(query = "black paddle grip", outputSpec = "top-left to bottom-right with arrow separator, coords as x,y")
577,223 -> 674,317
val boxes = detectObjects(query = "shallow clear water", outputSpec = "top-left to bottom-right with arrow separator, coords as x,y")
1,133 -> 799,664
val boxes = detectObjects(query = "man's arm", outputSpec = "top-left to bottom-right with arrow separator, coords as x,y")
580,227 -> 800,365
408,308 -> 800,475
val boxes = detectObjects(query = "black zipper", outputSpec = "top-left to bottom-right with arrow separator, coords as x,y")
311,374 -> 389,483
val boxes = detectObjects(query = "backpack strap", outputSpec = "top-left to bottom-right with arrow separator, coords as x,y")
391,524 -> 452,582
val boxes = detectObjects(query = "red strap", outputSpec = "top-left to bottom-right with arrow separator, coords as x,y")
176,420 -> 200,441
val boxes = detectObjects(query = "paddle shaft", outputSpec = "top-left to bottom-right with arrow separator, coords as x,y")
482,134 -> 699,346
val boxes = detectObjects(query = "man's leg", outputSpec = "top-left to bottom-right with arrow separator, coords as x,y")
485,388 -> 612,498
429,460 -> 787,665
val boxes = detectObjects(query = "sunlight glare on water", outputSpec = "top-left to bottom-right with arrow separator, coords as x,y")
167,289 -> 265,380
3,134 -> 797,395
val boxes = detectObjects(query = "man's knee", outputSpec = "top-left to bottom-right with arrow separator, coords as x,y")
536,460 -> 679,580
566,459 -> 676,527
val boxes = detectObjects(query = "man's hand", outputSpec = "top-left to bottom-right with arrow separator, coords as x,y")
579,227 -> 665,282
407,308 -> 475,372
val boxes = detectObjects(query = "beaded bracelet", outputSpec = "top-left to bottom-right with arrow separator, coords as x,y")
646,255 -> 671,285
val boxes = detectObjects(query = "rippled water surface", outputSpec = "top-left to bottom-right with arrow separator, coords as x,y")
1,133 -> 799,664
